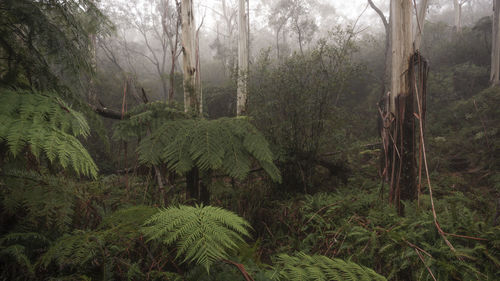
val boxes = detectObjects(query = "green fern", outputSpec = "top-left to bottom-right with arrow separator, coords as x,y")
37,230 -> 104,270
0,88 -> 98,178
270,252 -> 387,281
137,117 -> 282,182
112,102 -> 187,141
143,204 -> 252,272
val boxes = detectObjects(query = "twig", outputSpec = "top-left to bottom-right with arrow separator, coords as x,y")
473,99 -> 491,149
222,259 -> 255,281
415,248 -> 437,281
413,68 -> 461,259
304,202 -> 342,225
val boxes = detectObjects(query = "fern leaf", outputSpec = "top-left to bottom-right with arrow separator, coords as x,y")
143,205 -> 252,272
271,252 -> 387,281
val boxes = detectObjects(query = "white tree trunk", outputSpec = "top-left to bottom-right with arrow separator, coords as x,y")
491,0 -> 500,86
454,0 -> 462,32
413,0 -> 429,50
181,0 -> 199,113
237,0 -> 249,116
390,0 -> 412,114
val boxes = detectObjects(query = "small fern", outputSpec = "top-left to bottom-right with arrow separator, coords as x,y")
270,252 -> 387,281
137,117 -> 282,182
0,88 -> 98,178
143,204 -> 252,272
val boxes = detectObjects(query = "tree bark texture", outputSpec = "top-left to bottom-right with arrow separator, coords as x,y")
181,0 -> 199,113
237,0 -> 249,116
454,0 -> 462,32
389,0 -> 417,214
491,0 -> 500,86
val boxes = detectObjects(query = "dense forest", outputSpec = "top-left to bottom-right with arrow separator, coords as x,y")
0,0 -> 499,280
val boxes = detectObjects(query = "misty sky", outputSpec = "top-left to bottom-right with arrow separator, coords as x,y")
198,0 -> 387,34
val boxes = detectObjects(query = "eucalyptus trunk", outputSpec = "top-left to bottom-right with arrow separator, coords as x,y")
181,0 -> 199,113
237,0 -> 249,116
454,0 -> 462,32
491,0 -> 500,86
390,0 -> 416,215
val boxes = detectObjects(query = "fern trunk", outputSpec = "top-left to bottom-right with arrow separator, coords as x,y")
186,167 -> 209,205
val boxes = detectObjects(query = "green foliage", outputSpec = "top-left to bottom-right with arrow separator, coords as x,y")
249,29 -> 360,191
0,88 -> 98,178
271,252 -> 386,281
38,230 -> 104,270
137,117 -> 282,182
143,204 -> 252,271
113,101 -> 187,142
269,182 -> 500,281
0,0 -> 112,90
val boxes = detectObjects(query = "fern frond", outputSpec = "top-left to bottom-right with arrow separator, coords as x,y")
0,89 -> 98,178
143,205 -> 252,272
112,101 -> 186,141
0,244 -> 35,275
271,252 -> 387,281
37,230 -> 103,270
138,117 -> 282,182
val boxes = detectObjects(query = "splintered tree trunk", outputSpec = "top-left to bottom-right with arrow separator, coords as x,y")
181,0 -> 199,113
390,0 -> 416,214
237,0 -> 249,116
491,0 -> 500,86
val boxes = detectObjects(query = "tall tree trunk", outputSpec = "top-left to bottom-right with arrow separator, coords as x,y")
491,0 -> 500,86
413,0 -> 429,50
454,0 -> 462,32
390,0 -> 412,114
163,0 -> 181,104
237,0 -> 249,116
390,0 -> 416,215
181,0 -> 199,113
88,33 -> 97,105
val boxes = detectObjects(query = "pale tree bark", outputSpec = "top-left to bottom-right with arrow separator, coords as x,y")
491,0 -> 500,86
181,0 -> 200,113
237,0 -> 249,116
454,0 -> 462,32
413,0 -> 429,50
453,0 -> 470,33
391,0 -> 412,114
390,0 -> 416,215
88,32 -> 98,105
196,13 -> 205,115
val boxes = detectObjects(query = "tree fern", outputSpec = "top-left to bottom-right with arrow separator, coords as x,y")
112,102 -> 187,141
137,117 -> 282,182
270,252 -> 387,281
143,204 -> 252,272
0,88 -> 98,178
